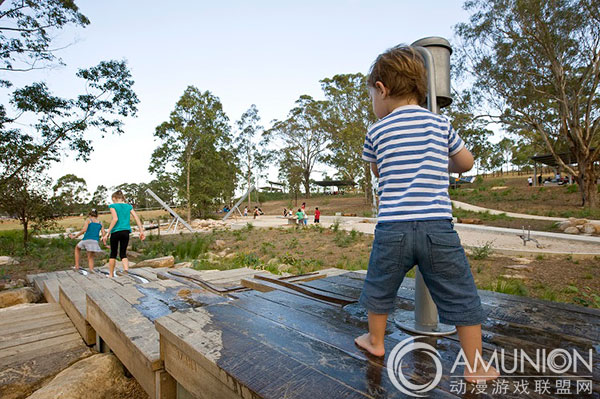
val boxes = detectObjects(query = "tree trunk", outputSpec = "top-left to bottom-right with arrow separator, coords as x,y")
303,171 -> 310,198
582,165 -> 599,208
22,219 -> 28,253
247,167 -> 251,211
186,155 -> 191,223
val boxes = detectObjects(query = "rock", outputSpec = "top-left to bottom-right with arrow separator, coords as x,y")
26,353 -> 129,399
126,250 -> 142,258
173,261 -> 193,269
490,186 -> 508,190
267,258 -> 280,266
0,256 -> 19,266
557,221 -> 572,231
457,218 -> 483,225
0,287 -> 41,308
217,250 -> 228,257
564,226 -> 580,234
214,239 -> 226,249
133,256 -> 174,268
582,223 -> 598,234
504,265 -> 532,271
574,218 -> 588,226
510,257 -> 533,264
224,253 -> 235,259
277,264 -> 292,273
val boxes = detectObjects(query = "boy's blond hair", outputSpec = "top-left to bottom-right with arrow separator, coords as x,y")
367,45 -> 427,105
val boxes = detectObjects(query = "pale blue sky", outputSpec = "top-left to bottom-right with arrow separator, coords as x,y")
8,1 -> 470,192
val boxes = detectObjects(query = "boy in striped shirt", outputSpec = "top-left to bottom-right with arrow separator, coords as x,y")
355,45 -> 498,383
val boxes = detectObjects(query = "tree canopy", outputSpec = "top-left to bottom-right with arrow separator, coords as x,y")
455,0 -> 600,206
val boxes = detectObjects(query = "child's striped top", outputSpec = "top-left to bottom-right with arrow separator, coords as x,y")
362,105 -> 464,223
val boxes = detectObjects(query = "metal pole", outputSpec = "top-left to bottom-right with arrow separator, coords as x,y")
394,37 -> 456,336
146,189 -> 194,233
223,185 -> 255,221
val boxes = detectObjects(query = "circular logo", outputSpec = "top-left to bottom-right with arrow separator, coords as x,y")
387,336 -> 443,397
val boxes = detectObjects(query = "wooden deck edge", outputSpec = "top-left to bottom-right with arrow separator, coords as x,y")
86,292 -> 175,399
159,333 -> 244,399
42,279 -> 59,303
58,285 -> 96,346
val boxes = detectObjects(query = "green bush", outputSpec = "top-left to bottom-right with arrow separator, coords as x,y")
471,241 -> 494,260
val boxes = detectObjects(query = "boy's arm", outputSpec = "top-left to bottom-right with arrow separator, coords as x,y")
370,162 -> 379,178
449,147 -> 474,174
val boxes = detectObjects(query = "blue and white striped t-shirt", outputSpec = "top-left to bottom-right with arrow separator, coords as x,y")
362,105 -> 464,223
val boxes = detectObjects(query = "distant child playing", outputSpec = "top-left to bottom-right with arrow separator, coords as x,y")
295,208 -> 305,227
314,207 -> 320,224
355,45 -> 498,383
102,190 -> 145,277
69,209 -> 105,272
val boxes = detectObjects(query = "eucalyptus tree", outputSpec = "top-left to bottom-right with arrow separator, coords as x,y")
456,0 -> 600,206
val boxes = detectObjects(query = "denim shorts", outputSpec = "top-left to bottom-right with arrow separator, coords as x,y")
358,219 -> 486,326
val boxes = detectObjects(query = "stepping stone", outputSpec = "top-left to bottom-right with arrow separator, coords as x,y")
504,265 -> 533,271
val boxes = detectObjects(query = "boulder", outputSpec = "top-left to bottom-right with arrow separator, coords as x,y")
574,218 -> 589,226
582,223 -> 597,235
173,261 -> 193,269
0,256 -> 19,266
557,221 -> 572,231
0,287 -> 41,308
27,353 -> 128,399
133,256 -> 174,268
214,239 -> 226,249
457,218 -> 483,225
564,226 -> 580,234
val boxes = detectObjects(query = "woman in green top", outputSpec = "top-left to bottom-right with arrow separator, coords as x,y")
102,190 -> 145,277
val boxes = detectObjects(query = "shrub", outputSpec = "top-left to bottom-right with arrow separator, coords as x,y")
472,241 -> 494,260
485,278 -> 528,296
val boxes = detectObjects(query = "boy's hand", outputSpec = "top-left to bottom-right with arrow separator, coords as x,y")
139,231 -> 146,241
68,233 -> 75,239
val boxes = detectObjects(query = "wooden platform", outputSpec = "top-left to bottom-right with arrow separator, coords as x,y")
24,266 -> 334,399
0,303 -> 91,399
156,271 -> 600,399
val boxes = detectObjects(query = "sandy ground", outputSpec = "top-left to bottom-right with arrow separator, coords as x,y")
229,215 -> 600,257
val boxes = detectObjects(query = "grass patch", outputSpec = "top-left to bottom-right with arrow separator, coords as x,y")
484,278 -> 528,296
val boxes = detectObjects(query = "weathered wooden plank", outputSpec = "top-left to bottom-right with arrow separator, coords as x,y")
228,292 -> 462,399
0,333 -> 83,367
320,273 -> 600,342
59,279 -> 96,345
252,274 -> 356,306
160,337 -> 242,399
43,278 -> 60,303
292,278 -> 600,388
0,303 -> 61,325
0,321 -> 74,350
86,288 -> 168,398
156,307 -> 375,399
0,313 -> 69,336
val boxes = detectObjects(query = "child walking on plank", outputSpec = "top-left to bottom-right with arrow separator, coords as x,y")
69,209 -> 105,272
354,45 -> 499,384
102,190 -> 145,277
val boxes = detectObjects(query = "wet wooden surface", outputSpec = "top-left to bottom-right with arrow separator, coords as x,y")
157,271 -> 599,399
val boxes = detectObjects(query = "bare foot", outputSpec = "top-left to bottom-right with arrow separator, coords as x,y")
354,333 -> 385,357
464,363 -> 499,383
